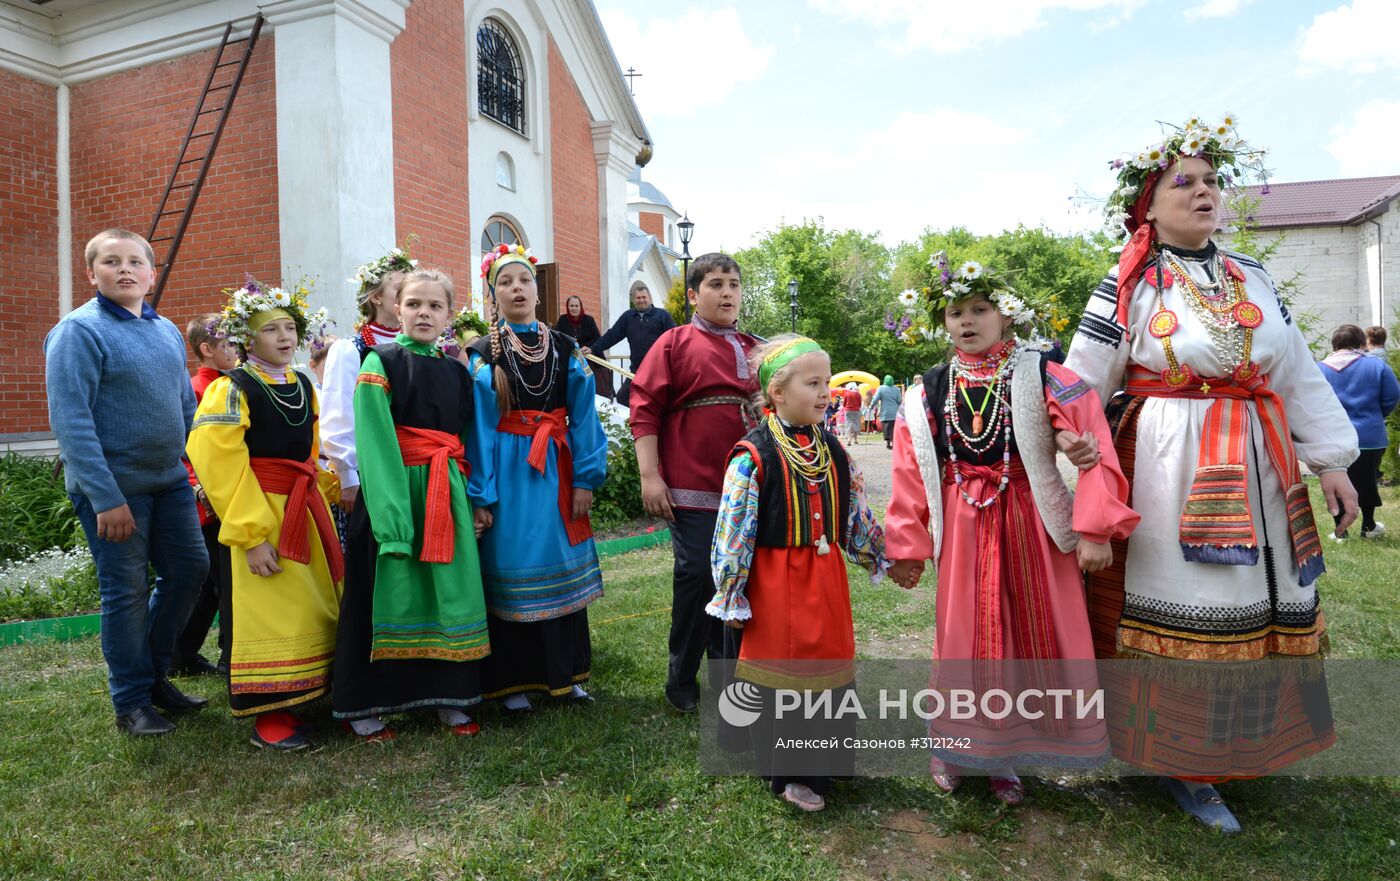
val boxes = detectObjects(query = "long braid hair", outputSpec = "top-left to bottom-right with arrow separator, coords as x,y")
489,292 -> 516,415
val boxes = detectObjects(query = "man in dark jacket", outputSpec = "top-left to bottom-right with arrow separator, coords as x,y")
586,280 -> 677,406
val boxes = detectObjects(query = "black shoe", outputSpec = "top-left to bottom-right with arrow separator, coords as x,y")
151,677 -> 209,713
664,684 -> 698,714
170,655 -> 219,677
116,705 -> 176,736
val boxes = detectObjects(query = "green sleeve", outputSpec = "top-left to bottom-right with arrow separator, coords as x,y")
353,351 -> 413,557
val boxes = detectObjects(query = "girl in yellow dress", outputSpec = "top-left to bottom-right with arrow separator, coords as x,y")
187,278 -> 342,750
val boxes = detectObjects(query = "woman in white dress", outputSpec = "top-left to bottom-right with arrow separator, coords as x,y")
1064,117 -> 1359,833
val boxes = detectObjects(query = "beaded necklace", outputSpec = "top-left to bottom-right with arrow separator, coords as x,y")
943,345 -> 1015,508
1148,248 -> 1262,389
240,364 -> 309,427
766,413 -> 832,486
501,322 -> 557,399
359,320 -> 395,350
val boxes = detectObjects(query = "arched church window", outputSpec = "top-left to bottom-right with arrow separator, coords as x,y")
480,216 -> 523,253
477,18 -> 526,135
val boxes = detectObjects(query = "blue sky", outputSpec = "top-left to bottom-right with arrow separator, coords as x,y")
596,0 -> 1400,251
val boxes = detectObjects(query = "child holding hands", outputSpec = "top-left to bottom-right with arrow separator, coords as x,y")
885,257 -> 1138,803
706,335 -> 893,813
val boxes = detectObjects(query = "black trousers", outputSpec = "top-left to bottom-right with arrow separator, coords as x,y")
172,520 -> 231,669
1334,447 -> 1385,532
666,507 -> 741,703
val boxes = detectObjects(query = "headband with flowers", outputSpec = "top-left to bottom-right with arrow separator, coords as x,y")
888,252 -> 1065,350
1101,113 -> 1268,241
215,274 -> 331,347
349,243 -> 419,296
480,242 -> 539,290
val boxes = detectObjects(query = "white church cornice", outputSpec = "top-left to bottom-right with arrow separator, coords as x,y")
0,0 -> 406,84
537,0 -> 650,153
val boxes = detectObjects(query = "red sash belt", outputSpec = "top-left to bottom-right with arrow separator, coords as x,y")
396,425 -> 470,564
1124,365 -> 1323,583
496,408 -> 593,546
249,457 -> 345,583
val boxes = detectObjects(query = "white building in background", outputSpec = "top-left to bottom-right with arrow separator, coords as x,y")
1223,175 -> 1400,340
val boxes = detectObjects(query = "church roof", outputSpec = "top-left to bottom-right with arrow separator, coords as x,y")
1221,175 -> 1400,229
627,166 -> 674,210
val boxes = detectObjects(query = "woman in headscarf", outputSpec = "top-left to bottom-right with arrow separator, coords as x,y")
869,375 -> 903,450
555,295 -> 611,399
1064,116 -> 1359,833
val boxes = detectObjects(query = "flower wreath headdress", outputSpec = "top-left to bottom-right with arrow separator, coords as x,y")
215,274 -> 331,347
480,242 -> 540,290
1101,113 -> 1269,241
349,242 -> 419,295
914,252 -> 1062,349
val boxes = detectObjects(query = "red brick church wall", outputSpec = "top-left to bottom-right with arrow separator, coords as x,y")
391,0 -> 472,303
0,70 -> 58,436
0,40 -> 282,437
548,37 -> 602,318
69,38 -> 281,370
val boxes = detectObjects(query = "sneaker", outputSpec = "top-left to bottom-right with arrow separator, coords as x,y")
1362,522 -> 1385,539
1330,533 -> 1347,543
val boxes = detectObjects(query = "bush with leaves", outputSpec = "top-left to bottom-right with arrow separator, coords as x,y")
0,453 -> 84,564
591,414 -> 646,531
0,546 -> 98,622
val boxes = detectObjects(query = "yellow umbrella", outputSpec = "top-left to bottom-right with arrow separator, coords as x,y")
829,370 -> 880,395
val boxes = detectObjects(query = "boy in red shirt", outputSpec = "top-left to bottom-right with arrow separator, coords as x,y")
630,253 -> 758,712
171,315 -> 238,676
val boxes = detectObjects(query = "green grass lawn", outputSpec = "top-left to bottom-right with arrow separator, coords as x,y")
3,486 -> 1399,880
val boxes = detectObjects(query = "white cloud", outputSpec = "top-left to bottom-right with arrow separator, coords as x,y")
1297,0 -> 1400,74
806,0 -> 1144,53
1183,0 -> 1252,21
654,107 -> 1093,251
598,7 -> 775,119
1326,100 -> 1400,176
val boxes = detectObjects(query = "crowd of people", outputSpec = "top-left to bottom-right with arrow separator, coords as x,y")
42,114 -> 1394,828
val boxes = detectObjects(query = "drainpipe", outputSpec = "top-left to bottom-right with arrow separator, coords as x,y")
1368,217 -> 1384,325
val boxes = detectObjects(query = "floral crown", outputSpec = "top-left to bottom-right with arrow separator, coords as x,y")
349,243 -> 418,296
480,242 -> 539,287
215,274 -> 331,347
1102,113 -> 1268,240
885,252 -> 1066,350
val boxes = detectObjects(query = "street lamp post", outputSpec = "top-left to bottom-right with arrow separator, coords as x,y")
677,211 -> 695,321
788,279 -> 798,333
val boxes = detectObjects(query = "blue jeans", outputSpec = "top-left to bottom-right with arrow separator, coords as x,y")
71,481 -> 209,714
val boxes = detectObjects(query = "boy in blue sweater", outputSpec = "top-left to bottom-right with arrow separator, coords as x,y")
44,229 -> 211,736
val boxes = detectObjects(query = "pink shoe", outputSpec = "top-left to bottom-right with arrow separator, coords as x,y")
781,783 -> 826,812
930,757 -> 962,793
990,776 -> 1025,806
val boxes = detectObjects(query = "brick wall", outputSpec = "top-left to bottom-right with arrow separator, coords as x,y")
391,0 -> 472,306
0,70 -> 58,436
637,210 -> 664,241
70,38 -> 281,327
547,36 -> 602,317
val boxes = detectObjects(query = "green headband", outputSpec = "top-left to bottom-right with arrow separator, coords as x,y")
759,337 -> 824,390
487,254 -> 537,290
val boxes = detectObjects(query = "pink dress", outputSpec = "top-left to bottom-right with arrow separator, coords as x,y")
885,347 -> 1139,768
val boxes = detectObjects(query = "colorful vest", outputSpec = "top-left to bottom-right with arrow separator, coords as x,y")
733,421 -> 851,549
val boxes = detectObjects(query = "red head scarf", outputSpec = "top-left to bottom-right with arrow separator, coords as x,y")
1114,167 -> 1164,334
562,296 -> 588,329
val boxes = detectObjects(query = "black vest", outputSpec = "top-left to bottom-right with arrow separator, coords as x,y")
468,328 -> 574,411
370,343 -> 473,435
921,354 -> 1049,467
734,421 -> 851,549
226,367 -> 314,461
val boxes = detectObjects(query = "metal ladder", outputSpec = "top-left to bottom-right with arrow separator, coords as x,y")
147,14 -> 265,309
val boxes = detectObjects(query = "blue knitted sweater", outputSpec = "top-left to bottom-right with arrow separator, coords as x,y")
44,297 -> 196,512
1317,353 -> 1400,450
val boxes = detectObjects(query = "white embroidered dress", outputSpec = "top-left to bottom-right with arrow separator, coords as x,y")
1065,247 -> 1357,660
